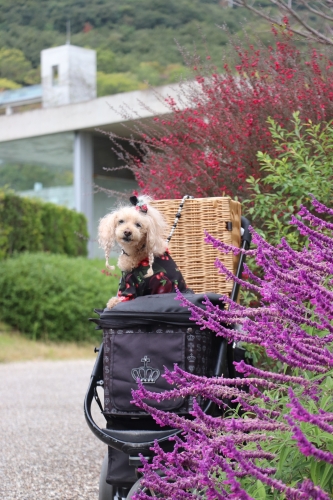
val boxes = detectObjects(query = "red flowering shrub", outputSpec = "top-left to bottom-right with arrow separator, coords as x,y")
109,25 -> 333,200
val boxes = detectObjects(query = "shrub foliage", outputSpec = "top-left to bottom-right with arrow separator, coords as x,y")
0,253 -> 119,342
0,190 -> 88,260
245,112 -> 333,249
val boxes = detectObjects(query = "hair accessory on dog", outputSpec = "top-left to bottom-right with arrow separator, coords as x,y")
129,195 -> 148,213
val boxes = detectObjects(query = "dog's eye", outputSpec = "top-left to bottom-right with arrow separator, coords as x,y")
135,223 -> 142,228
118,220 -> 124,224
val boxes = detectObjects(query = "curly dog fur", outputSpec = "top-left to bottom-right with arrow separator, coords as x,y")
98,196 -> 169,309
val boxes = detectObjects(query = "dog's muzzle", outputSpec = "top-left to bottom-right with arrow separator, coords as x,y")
123,231 -> 132,242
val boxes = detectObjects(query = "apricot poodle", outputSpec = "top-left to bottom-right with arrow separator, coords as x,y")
98,195 -> 187,309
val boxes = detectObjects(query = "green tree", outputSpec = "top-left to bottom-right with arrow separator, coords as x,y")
0,48 -> 33,84
135,61 -> 188,86
136,61 -> 163,86
0,77 -> 21,90
235,0 -> 333,47
96,47 -> 116,73
97,71 -> 143,96
0,0 -> 276,90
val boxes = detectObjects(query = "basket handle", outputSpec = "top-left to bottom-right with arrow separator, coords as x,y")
166,195 -> 194,243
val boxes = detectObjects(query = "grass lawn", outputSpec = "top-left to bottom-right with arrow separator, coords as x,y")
0,322 -> 98,363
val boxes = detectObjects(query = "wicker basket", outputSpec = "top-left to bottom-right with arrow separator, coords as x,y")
150,197 -> 241,295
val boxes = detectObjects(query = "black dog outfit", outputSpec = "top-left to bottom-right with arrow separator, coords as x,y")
117,251 -> 187,302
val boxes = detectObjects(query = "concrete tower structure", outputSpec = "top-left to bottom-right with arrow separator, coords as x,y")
41,45 -> 96,108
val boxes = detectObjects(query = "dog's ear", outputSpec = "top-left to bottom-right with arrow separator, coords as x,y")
145,205 -> 168,257
98,213 -> 117,270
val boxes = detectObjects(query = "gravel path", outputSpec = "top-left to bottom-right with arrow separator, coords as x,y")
0,359 -> 107,500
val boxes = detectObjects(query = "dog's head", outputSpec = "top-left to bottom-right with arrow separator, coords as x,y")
98,196 -> 168,270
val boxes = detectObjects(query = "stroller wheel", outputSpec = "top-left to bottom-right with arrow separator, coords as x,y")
99,451 -> 114,500
126,478 -> 158,498
126,478 -> 148,498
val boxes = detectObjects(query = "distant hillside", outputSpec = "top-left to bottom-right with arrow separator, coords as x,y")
0,0 -> 274,95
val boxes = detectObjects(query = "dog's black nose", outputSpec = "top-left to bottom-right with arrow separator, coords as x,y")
124,231 -> 132,237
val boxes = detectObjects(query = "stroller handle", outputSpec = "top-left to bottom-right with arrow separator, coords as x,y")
84,344 -> 116,447
203,216 -> 251,411
241,216 -> 251,247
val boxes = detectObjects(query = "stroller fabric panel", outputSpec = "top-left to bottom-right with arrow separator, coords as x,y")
96,294 -> 223,416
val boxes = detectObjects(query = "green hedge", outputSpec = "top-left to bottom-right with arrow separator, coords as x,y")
0,253 -> 119,342
0,190 -> 88,259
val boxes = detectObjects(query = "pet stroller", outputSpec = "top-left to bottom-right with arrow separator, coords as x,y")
84,197 -> 251,499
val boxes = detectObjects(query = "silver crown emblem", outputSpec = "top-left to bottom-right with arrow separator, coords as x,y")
187,354 -> 196,363
187,334 -> 195,341
131,355 -> 160,384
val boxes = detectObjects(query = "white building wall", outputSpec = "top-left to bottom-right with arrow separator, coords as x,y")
68,47 -> 96,104
74,131 -> 94,256
41,45 -> 96,108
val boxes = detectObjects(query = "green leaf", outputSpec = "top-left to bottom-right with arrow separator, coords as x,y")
320,463 -> 333,489
256,480 -> 266,499
278,445 -> 290,475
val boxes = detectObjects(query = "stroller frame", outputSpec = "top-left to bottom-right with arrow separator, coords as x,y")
84,215 -> 251,499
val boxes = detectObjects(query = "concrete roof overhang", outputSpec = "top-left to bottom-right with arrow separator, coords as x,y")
0,84 -> 180,143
